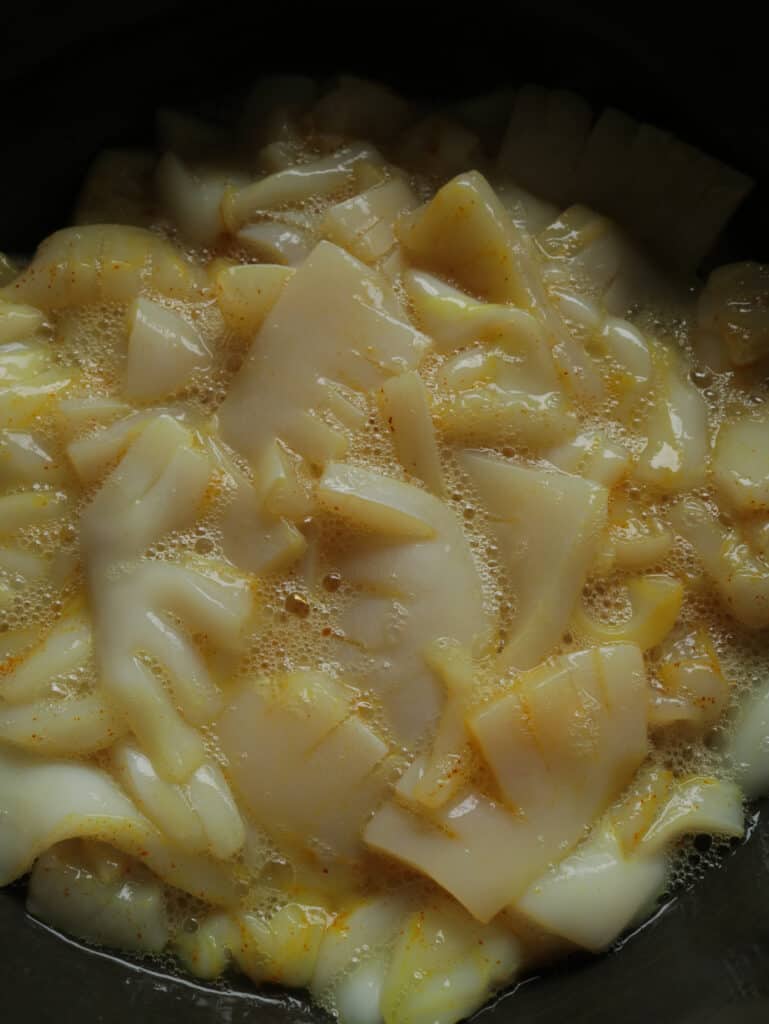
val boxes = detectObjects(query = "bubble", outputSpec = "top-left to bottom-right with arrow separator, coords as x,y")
285,592 -> 310,617
690,367 -> 713,388
322,572 -> 342,592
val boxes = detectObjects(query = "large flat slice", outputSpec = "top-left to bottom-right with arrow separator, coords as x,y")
327,466 -> 489,744
460,451 -> 607,669
365,644 -> 648,921
218,241 -> 429,468
216,671 -> 392,858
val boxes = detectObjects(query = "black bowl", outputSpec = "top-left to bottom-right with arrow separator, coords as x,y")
1,5 -> 768,1022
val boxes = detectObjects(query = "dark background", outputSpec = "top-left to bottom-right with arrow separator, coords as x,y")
1,2 -> 768,257
1,3 -> 768,1022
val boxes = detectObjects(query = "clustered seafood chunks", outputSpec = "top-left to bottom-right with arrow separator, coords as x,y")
0,73 -> 767,1024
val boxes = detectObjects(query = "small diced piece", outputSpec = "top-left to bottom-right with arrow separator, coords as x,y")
651,630 -> 730,732
156,152 -> 246,246
609,498 -> 673,571
0,252 -> 17,287
713,416 -> 769,513
112,741 -> 245,860
221,473 -> 307,575
0,490 -> 68,535
214,263 -> 294,336
223,145 -> 378,230
537,204 -> 669,317
28,840 -> 169,953
0,429 -> 66,487
124,297 -> 211,402
379,900 -> 520,1024
635,344 -> 709,492
322,178 -> 417,264
175,913 -> 242,981
66,411 -> 153,484
409,641 -> 476,808
611,766 -> 674,854
398,171 -> 531,307
0,338 -> 50,382
238,901 -> 330,988
0,301 -> 46,345
699,262 -> 769,367
671,497 -> 769,629
547,430 -> 630,488
236,220 -> 313,266
516,821 -> 666,952
311,897 -> 406,1001
1,605 -> 91,704
403,269 -> 547,355
638,777 -> 744,855
0,689 -> 125,756
595,317 -> 654,394
57,396 -> 132,439
255,439 -> 312,521
378,374 -> 444,497
724,681 -> 769,798
318,462 -> 437,539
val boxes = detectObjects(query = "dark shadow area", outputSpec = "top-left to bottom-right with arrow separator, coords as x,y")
2,805 -> 769,1023
2,4 -> 768,258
